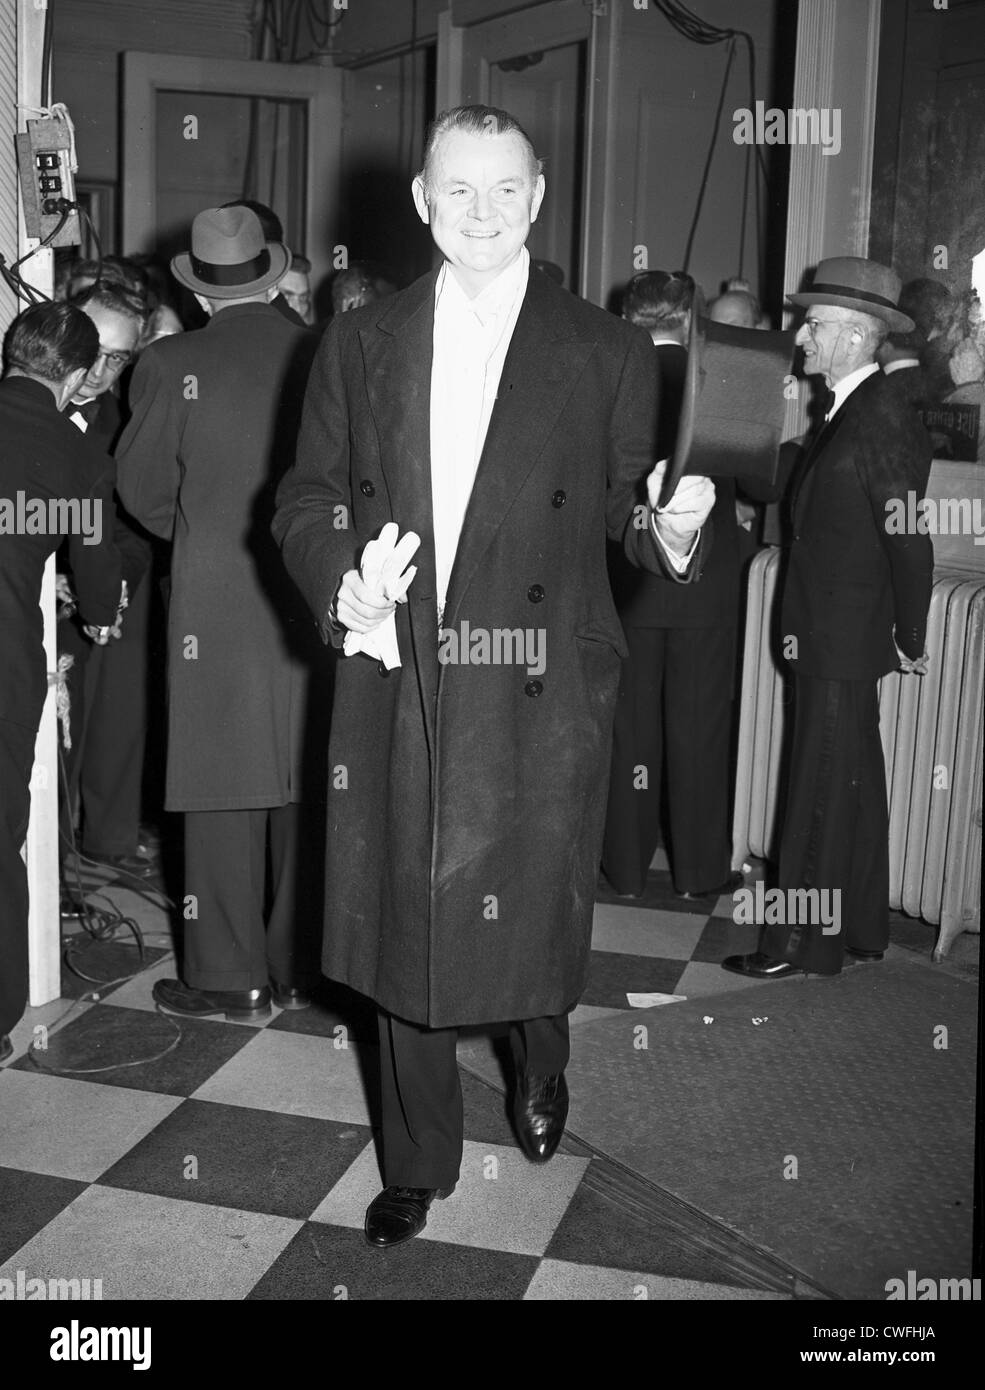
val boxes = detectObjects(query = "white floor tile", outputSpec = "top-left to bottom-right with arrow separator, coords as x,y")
0,1072 -> 181,1181
310,1139 -> 588,1257
0,1184 -> 301,1300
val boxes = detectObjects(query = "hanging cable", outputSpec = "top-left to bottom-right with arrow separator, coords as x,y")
651,0 -> 771,283
681,38 -> 735,275
40,0 -> 53,108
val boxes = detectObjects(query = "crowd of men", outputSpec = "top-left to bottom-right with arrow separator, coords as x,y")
0,103 -> 934,1249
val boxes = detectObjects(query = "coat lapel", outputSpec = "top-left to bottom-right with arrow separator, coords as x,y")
442,270 -> 594,630
360,270 -> 442,742
790,395 -> 848,523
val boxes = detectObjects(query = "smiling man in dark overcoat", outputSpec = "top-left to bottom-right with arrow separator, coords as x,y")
273,105 -> 715,1247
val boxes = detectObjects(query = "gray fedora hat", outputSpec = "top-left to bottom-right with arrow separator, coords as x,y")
171,206 -> 290,299
787,256 -> 915,333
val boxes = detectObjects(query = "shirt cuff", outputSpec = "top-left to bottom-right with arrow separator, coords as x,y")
650,512 -> 700,573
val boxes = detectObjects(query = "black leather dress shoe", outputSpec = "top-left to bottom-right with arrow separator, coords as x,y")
846,947 -> 884,961
153,978 -> 271,1022
270,980 -> 312,1010
364,1186 -> 454,1248
721,951 -> 803,979
0,1034 -> 12,1064
85,850 -> 159,880
678,870 -> 745,901
513,1072 -> 569,1163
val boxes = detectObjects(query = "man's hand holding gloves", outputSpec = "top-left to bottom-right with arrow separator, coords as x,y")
336,523 -> 421,670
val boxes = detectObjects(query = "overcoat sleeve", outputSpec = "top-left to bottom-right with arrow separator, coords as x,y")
606,327 -> 709,583
115,348 -> 182,541
272,320 -> 360,644
855,398 -> 934,660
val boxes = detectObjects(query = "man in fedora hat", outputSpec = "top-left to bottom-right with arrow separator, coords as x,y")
723,256 -> 934,980
116,206 -> 323,1020
273,104 -> 715,1247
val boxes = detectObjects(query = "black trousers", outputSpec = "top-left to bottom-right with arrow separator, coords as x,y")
0,716 -> 38,1038
763,674 -> 889,974
182,804 -> 322,993
59,574 -> 150,857
377,1010 -> 571,1189
602,624 -> 735,895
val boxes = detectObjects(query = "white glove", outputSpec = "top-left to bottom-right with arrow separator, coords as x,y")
342,523 -> 420,669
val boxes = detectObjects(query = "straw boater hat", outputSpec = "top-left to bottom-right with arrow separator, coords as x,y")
787,256 -> 915,334
171,206 -> 290,299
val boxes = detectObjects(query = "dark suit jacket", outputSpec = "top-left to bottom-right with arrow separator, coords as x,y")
781,369 -> 934,680
273,263 -> 705,1027
62,390 -> 153,597
116,302 -> 318,811
883,362 -> 931,411
0,376 -> 122,729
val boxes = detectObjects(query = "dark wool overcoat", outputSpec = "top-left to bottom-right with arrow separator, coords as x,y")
116,303 -> 317,811
273,267 -> 703,1027
782,369 -> 934,681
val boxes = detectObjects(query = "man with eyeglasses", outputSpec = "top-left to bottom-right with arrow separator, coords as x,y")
722,257 -> 934,980
58,281 -> 157,887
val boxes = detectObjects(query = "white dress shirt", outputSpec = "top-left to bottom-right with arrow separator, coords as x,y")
827,362 -> 880,420
429,247 -> 530,621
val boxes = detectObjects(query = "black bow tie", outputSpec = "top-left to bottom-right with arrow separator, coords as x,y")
820,387 -> 836,417
72,398 -> 101,423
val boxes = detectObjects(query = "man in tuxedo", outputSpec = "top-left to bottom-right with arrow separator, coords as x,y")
723,257 -> 934,979
58,281 -> 156,883
116,206 -> 322,1022
0,303 -> 123,1061
604,270 -> 745,901
273,105 -> 716,1247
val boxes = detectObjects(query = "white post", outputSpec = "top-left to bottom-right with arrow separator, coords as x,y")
17,0 -> 61,1007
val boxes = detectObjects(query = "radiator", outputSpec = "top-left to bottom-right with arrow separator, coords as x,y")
732,547 -> 984,959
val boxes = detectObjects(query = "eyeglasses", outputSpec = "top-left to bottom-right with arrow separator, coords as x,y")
93,347 -> 134,371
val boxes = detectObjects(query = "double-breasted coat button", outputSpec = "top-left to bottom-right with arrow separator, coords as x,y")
527,584 -> 545,603
524,679 -> 543,697
551,490 -> 566,508
360,480 -> 375,497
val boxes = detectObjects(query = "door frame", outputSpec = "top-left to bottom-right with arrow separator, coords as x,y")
121,52 -> 342,293
436,0 -> 602,300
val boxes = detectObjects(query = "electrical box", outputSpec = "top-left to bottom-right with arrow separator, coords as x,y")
15,117 -> 81,248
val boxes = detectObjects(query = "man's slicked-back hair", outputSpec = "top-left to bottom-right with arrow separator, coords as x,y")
623,271 -> 695,333
71,280 -> 150,329
419,105 -> 543,192
3,301 -> 100,383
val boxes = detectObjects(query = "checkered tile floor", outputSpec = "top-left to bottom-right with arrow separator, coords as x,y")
1,850 -> 975,1300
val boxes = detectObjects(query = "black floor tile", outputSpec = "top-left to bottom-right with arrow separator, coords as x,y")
0,1167 -> 89,1263
99,1099 -> 373,1219
58,939 -> 171,1002
247,1222 -> 540,1300
544,1173 -> 760,1287
10,1004 -> 257,1096
460,1068 -> 521,1150
689,916 -> 762,964
266,978 -> 379,1043
597,869 -> 714,916
582,951 -> 686,1008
